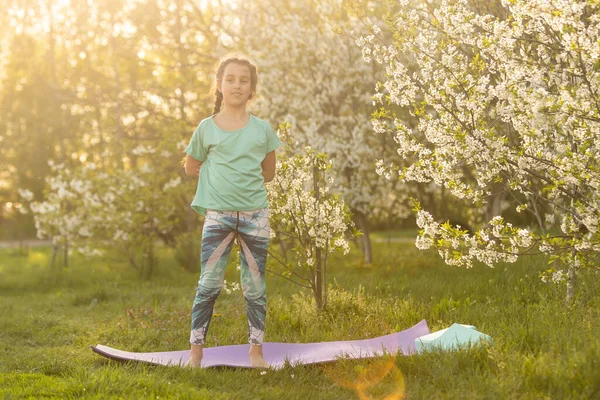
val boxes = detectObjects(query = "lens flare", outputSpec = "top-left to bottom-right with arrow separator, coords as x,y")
323,356 -> 406,400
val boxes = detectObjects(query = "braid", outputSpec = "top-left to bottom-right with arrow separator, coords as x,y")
213,90 -> 223,114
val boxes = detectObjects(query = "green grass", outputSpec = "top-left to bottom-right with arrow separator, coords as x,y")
0,237 -> 599,399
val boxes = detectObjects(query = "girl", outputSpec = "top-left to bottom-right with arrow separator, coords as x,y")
183,57 -> 280,368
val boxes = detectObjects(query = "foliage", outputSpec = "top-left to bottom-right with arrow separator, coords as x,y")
356,0 -> 600,297
19,141 -> 192,278
267,124 -> 355,310
231,0 -> 413,264
1,0 -> 222,244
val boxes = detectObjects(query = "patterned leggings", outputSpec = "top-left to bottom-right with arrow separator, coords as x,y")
190,209 -> 270,346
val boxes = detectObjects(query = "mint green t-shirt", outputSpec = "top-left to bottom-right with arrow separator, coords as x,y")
185,114 -> 281,215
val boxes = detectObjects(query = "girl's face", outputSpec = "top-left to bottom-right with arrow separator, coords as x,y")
218,63 -> 254,108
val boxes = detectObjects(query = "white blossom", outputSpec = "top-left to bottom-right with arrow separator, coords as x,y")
132,145 -> 156,156
357,0 -> 600,279
17,188 -> 34,201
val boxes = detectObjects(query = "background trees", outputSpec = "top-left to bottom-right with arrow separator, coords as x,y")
357,0 -> 600,301
3,0 -> 598,301
2,0 -> 227,271
3,0 -> 405,269
234,0 -> 411,263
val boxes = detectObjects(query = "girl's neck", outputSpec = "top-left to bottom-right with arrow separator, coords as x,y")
219,105 -> 249,120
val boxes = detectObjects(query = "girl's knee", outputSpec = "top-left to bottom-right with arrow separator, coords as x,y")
243,291 -> 266,305
195,284 -> 222,300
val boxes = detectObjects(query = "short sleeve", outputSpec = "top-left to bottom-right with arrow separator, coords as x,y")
265,122 -> 281,153
185,124 -> 207,162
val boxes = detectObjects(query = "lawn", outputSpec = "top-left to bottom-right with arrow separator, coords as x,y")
0,235 -> 599,399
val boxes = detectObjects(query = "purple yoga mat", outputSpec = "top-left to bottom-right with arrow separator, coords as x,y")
91,319 -> 430,369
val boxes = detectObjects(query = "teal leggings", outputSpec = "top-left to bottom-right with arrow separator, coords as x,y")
190,209 -> 270,345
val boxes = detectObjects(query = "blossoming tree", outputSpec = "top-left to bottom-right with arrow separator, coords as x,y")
20,139 -> 191,278
231,0 -> 410,263
357,0 -> 600,302
8,0 -> 229,276
266,124 -> 355,310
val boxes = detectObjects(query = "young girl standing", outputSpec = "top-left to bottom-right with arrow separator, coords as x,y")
183,57 -> 280,368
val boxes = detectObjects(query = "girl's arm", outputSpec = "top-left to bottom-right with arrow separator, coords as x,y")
185,154 -> 203,177
261,151 -> 277,183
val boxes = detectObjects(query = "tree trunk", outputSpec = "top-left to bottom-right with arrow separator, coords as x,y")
485,190 -> 508,223
313,164 -> 324,310
18,227 -> 27,256
278,239 -> 289,262
315,249 -> 323,310
323,244 -> 328,308
141,230 -> 156,280
51,243 -> 58,270
565,265 -> 576,305
437,185 -> 445,217
63,237 -> 68,269
355,210 -> 372,264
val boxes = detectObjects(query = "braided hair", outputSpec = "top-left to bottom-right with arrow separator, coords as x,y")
212,57 -> 258,115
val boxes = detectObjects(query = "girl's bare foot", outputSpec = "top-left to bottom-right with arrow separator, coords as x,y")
187,344 -> 203,368
249,343 -> 269,368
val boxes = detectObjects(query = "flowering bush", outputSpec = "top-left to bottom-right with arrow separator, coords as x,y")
267,124 -> 355,309
356,0 -> 600,302
20,139 -> 193,278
